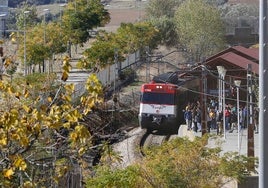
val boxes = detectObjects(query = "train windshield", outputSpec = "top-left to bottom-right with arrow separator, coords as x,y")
140,93 -> 175,105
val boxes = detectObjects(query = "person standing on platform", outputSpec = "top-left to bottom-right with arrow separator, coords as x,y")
184,107 -> 192,131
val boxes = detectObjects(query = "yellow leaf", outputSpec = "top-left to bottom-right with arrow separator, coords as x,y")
33,123 -> 41,134
20,136 -> 29,147
3,168 -> 14,179
63,95 -> 71,102
78,147 -> 85,156
24,89 -> 29,98
4,58 -> 12,68
23,181 -> 35,188
47,97 -> 52,103
11,37 -> 16,43
22,105 -> 32,113
15,92 -> 21,99
11,133 -> 20,140
20,161 -> 27,171
64,84 -> 75,92
70,132 -> 78,141
61,71 -> 68,81
7,86 -> 14,94
63,122 -> 70,129
0,137 -> 7,146
14,156 -> 27,171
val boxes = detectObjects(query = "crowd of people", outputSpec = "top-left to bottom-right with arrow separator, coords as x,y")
183,98 -> 259,135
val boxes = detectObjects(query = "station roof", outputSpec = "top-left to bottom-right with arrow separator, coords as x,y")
204,46 -> 259,75
177,45 -> 259,82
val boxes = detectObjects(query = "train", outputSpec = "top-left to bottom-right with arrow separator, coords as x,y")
138,71 -> 200,132
138,81 -> 184,132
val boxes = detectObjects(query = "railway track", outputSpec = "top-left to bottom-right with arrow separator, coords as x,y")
139,130 -> 173,157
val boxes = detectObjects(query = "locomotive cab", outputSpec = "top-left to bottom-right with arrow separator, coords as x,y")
138,82 -> 180,131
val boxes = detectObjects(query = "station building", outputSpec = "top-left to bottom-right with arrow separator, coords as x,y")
179,45 -> 259,107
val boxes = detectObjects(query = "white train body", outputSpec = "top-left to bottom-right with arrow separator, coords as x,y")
138,82 -> 180,131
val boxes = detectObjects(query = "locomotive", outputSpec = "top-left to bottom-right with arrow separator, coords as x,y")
138,81 -> 183,132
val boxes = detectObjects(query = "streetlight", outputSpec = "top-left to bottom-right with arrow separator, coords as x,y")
217,66 -> 227,139
23,10 -> 30,76
217,68 -> 222,114
234,79 -> 241,153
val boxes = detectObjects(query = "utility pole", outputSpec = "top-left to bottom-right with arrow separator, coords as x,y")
201,65 -> 207,135
247,64 -> 254,159
259,1 -> 268,187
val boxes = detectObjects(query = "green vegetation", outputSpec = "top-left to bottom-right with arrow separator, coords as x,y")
77,22 -> 158,71
62,0 -> 110,46
174,0 -> 225,62
87,136 -> 257,188
145,0 -> 258,61
0,0 -> 260,186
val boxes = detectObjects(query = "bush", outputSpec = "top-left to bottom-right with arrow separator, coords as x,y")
86,135 -> 257,188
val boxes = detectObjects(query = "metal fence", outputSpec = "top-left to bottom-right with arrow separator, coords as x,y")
71,50 -> 141,99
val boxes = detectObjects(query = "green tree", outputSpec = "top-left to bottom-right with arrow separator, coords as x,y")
145,0 -> 184,47
145,0 -> 183,18
16,2 -> 39,30
78,22 -> 158,71
21,24 -> 49,72
174,0 -> 225,62
17,14 -> 68,73
62,0 -> 110,46
148,16 -> 178,47
86,136 -> 257,188
204,0 -> 227,6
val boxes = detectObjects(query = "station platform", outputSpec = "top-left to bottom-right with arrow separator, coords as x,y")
178,124 -> 259,188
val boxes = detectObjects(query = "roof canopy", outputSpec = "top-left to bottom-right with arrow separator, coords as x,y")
205,46 -> 259,75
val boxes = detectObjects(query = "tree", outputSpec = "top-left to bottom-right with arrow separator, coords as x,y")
86,136 -> 257,188
204,0 -> 227,6
19,24 -> 49,72
219,3 -> 258,18
62,0 -> 110,46
145,0 -> 184,47
16,2 -> 39,30
77,22 -> 158,71
148,16 -> 179,47
174,0 -> 225,62
219,3 -> 259,34
116,22 -> 159,53
0,64 -> 103,187
145,0 -> 183,18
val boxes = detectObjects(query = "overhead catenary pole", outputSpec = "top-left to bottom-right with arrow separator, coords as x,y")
217,66 -> 227,139
259,1 -> 268,187
247,65 -> 254,170
234,80 -> 241,154
201,64 -> 207,136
